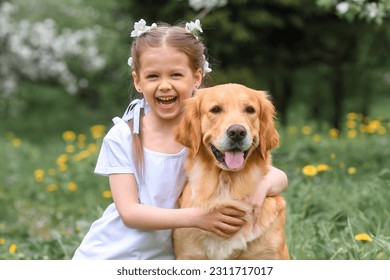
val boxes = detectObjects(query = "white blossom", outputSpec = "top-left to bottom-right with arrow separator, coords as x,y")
203,59 -> 212,76
0,2 -> 106,96
366,2 -> 378,18
185,19 -> 203,34
130,19 -> 157,37
127,57 -> 133,67
188,0 -> 227,11
336,2 -> 349,14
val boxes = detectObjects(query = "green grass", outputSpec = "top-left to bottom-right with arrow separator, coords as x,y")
274,115 -> 390,260
1,94 -> 389,260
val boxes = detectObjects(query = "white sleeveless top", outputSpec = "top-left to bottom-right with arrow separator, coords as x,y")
72,100 -> 187,260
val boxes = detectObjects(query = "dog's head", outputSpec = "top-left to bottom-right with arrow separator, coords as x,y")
175,83 -> 279,171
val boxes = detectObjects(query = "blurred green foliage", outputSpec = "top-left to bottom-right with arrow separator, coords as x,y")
132,0 -> 390,128
1,0 -> 389,131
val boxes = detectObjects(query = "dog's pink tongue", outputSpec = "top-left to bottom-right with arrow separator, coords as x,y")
225,150 -> 244,169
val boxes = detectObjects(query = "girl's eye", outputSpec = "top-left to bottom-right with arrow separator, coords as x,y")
146,74 -> 158,79
172,73 -> 183,78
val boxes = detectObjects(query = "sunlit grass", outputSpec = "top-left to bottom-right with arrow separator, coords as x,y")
274,113 -> 390,260
0,125 -> 111,259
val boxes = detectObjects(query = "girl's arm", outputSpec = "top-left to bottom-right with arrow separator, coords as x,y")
109,173 -> 246,239
249,166 -> 288,215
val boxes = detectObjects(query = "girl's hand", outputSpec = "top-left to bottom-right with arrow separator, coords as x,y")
249,166 -> 288,217
193,207 -> 246,239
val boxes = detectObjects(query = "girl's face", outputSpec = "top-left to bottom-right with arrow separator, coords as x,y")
132,46 -> 202,122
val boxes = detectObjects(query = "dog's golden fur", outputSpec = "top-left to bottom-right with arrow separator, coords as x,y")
173,83 -> 289,260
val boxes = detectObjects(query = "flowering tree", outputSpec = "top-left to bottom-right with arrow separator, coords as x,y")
317,0 -> 389,24
188,0 -> 227,10
189,0 -> 390,24
0,2 -> 106,105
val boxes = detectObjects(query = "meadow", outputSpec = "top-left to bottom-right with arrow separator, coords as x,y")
0,92 -> 389,260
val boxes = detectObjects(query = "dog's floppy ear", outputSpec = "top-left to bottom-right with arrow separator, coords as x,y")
174,96 -> 202,158
257,91 -> 279,159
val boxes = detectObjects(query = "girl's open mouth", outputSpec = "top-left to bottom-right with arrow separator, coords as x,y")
156,96 -> 177,106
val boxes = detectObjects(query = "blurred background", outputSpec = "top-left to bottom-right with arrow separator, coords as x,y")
1,0 -> 389,260
1,0 -> 389,137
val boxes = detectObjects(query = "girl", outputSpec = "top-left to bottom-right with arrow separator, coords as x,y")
72,19 -> 287,260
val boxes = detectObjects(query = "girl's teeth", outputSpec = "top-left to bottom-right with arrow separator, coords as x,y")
159,97 -> 175,101
157,96 -> 177,104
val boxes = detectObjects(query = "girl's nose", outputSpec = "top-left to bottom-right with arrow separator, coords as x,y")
158,79 -> 172,91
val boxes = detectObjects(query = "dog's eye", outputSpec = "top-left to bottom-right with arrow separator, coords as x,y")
210,105 -> 222,113
246,106 -> 255,114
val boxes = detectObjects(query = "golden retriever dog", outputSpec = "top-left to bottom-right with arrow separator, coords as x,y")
173,83 -> 289,260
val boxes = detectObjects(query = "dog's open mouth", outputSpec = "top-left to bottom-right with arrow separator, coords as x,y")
210,143 -> 249,170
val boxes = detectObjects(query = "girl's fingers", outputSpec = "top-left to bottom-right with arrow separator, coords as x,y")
220,207 -> 245,218
214,223 -> 243,238
221,214 -> 246,226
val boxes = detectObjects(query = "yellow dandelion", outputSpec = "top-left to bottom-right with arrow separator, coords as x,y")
316,164 -> 330,172
87,143 -> 97,153
73,150 -> 91,161
347,167 -> 357,175
78,134 -> 86,142
302,165 -> 318,176
367,120 -> 381,133
56,154 -> 68,165
12,138 -> 22,147
9,243 -> 17,254
301,126 -> 312,136
62,131 -> 76,141
346,120 -> 356,129
330,153 -> 336,160
75,226 -> 81,232
313,134 -> 321,143
346,112 -> 358,120
68,182 -> 78,192
47,184 -> 58,192
102,190 -> 112,199
48,169 -> 56,176
90,125 -> 106,139
355,233 -> 373,242
58,163 -> 68,172
65,145 -> 75,153
348,129 -> 358,138
78,134 -> 86,148
329,128 -> 339,138
34,169 -> 45,183
0,238 -> 6,245
359,124 -> 368,133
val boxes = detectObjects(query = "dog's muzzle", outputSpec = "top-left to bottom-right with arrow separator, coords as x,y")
210,125 -> 251,170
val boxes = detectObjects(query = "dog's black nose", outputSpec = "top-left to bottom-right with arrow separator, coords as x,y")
227,125 -> 247,141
